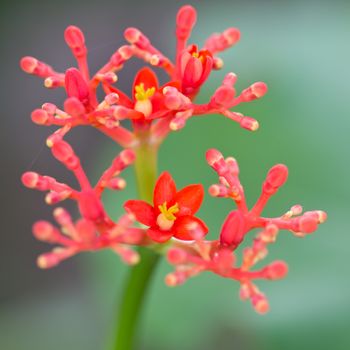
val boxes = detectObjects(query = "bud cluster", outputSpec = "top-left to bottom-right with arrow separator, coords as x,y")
22,134 -> 147,267
21,5 -> 267,149
165,149 -> 326,313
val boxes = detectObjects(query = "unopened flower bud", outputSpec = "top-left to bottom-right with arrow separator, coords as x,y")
220,210 -> 246,247
241,82 -> 268,102
64,97 -> 85,117
64,25 -> 87,58
167,248 -> 188,265
240,117 -> 259,131
176,5 -> 197,39
65,68 -> 89,103
32,221 -> 56,242
263,164 -> 288,195
263,260 -> 288,280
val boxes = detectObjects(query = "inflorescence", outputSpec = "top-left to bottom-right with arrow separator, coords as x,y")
20,5 -> 326,313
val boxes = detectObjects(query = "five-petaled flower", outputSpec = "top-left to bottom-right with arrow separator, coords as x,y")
124,172 -> 208,242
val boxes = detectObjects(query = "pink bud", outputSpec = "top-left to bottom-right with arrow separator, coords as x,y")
37,252 -> 61,269
263,260 -> 288,280
64,26 -> 86,57
241,82 -> 268,102
31,109 -> 49,125
209,184 -> 230,198
316,210 -> 327,223
223,27 -> 241,46
206,148 -> 224,167
51,140 -> 80,170
44,76 -> 64,89
212,86 -> 235,107
110,45 -> 133,67
64,68 -> 89,103
21,172 -> 39,188
124,27 -> 150,49
33,221 -> 56,242
165,271 -> 186,286
53,207 -> 72,227
20,56 -> 54,77
167,248 -> 188,265
169,116 -> 187,131
225,157 -> 239,175
64,97 -> 85,117
206,148 -> 229,176
120,149 -> 136,166
239,283 -> 251,300
105,93 -> 119,105
51,140 -> 73,161
252,294 -> 270,314
20,56 -> 38,74
45,190 -> 71,205
107,177 -> 126,190
42,103 -> 57,115
240,117 -> 259,131
176,5 -> 197,39
263,164 -> 288,194
223,72 -> 237,86
220,210 -> 247,247
298,215 -> 318,234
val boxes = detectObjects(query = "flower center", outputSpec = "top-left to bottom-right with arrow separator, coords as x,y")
192,51 -> 204,63
135,83 -> 155,101
157,202 -> 179,231
134,83 -> 155,117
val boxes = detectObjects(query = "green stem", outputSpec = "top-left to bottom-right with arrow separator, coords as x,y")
112,135 -> 160,350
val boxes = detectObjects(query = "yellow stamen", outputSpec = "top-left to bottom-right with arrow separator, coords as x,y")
192,51 -> 204,63
158,202 -> 179,221
135,83 -> 155,101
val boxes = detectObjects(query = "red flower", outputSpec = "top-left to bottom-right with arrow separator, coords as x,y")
124,172 -> 208,242
107,66 -> 180,122
179,44 -> 213,96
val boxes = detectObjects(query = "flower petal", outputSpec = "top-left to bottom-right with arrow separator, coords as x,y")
153,172 -> 177,209
124,200 -> 156,226
172,216 -> 208,240
132,67 -> 159,99
147,227 -> 173,243
174,184 -> 204,215
183,56 -> 203,86
103,84 -> 133,108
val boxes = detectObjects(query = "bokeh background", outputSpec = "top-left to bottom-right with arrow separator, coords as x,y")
1,0 -> 349,349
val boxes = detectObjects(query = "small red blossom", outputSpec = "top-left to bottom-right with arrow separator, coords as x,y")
124,172 -> 208,243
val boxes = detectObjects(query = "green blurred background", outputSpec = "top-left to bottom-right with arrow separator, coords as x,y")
1,0 -> 349,349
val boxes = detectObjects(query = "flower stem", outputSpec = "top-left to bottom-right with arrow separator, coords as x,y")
112,134 -> 160,350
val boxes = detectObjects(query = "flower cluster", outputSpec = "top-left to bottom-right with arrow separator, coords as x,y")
21,136 -> 148,267
21,4 -> 326,313
21,5 -> 266,150
165,149 -> 327,313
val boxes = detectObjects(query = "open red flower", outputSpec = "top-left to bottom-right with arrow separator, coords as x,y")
124,171 -> 208,242
106,67 -> 180,122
